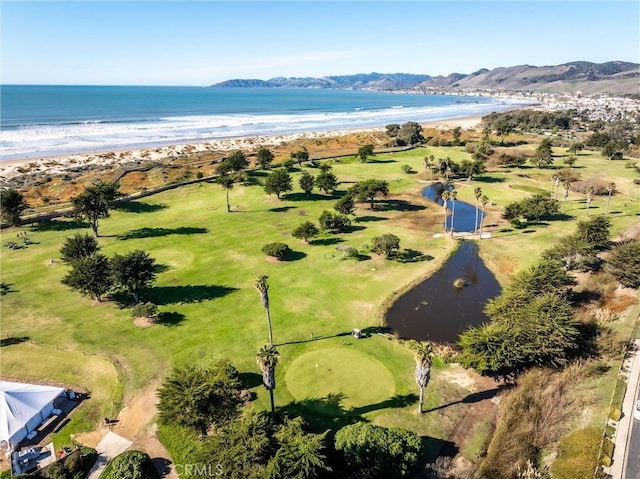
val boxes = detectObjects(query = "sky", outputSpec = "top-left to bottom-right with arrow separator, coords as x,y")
2,1 -> 639,86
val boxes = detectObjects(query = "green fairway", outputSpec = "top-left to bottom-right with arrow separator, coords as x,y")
285,347 -> 395,410
1,140 -> 638,456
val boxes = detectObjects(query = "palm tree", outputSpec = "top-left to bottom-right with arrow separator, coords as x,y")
441,189 -> 450,233
409,340 -> 434,413
551,175 -> 561,200
605,182 -> 616,215
449,190 -> 458,237
562,180 -> 571,213
255,275 -> 273,344
423,156 -> 431,180
479,195 -> 489,236
217,175 -> 235,213
586,186 -> 595,216
256,344 -> 279,414
473,187 -> 482,233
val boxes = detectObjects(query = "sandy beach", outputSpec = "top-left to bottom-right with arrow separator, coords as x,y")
0,115 -> 484,182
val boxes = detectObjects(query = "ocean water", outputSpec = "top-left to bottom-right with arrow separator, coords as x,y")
0,85 -> 529,160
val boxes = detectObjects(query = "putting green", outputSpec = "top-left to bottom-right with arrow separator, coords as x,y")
285,347 -> 396,412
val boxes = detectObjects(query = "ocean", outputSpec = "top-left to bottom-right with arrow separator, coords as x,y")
0,85 -> 530,161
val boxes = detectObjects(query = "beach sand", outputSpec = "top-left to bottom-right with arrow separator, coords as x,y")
0,115 -> 483,182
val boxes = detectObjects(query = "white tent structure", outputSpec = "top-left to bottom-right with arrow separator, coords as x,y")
0,381 -> 65,449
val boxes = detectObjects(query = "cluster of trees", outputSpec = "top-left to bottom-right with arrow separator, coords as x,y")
502,193 -> 559,227
458,257 -> 579,379
156,358 -> 424,479
60,233 -> 156,303
458,215 -> 621,380
385,121 -> 425,146
264,164 -> 339,200
156,360 -> 330,479
483,110 -> 573,132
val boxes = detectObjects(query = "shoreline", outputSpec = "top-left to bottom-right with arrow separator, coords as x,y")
0,115 -> 485,182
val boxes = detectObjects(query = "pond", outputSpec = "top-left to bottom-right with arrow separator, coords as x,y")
384,182 -> 500,344
422,182 -> 485,233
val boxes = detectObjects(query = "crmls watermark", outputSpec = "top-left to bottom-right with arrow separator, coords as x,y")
174,464 -> 224,477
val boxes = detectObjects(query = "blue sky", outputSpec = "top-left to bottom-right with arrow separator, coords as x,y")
2,1 -> 638,85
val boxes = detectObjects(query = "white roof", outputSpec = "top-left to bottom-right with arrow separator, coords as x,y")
0,381 -> 64,444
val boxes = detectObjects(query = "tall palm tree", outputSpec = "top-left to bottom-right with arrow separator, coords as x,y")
551,175 -> 561,200
586,186 -> 595,216
605,182 -> 616,215
479,195 -> 489,236
255,275 -> 273,344
441,189 -> 450,233
423,156 -> 431,181
409,340 -> 434,414
256,344 -> 279,414
217,175 -> 235,213
562,180 -> 571,213
449,190 -> 458,237
473,187 -> 482,233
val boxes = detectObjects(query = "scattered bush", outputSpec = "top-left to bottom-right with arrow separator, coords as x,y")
319,210 -> 351,232
196,171 -> 204,179
132,302 -> 159,320
609,407 -> 622,422
343,247 -> 359,259
261,242 -> 291,260
401,164 -> 413,174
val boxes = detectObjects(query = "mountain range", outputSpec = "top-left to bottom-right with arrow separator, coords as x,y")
212,61 -> 639,95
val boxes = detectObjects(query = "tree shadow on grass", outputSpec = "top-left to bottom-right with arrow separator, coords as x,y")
118,226 -> 208,240
278,393 -> 364,433
379,199 -> 426,212
395,249 -> 433,263
153,264 -> 171,274
310,237 -> 344,246
282,250 -> 307,262
0,336 -> 30,347
355,215 -> 385,223
239,372 -> 263,389
269,206 -> 296,213
369,158 -> 397,164
146,285 -> 238,305
473,176 -> 506,183
344,224 -> 366,233
1,282 -> 18,295
113,202 -> 168,213
156,311 -> 186,327
284,192 -> 330,202
30,219 -> 87,232
422,387 -> 505,414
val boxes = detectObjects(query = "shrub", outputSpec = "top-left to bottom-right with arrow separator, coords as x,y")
100,450 -> 159,479
609,407 -> 622,421
261,242 -> 291,260
401,164 -> 413,174
343,247 -> 359,259
132,302 -> 159,320
601,455 -> 612,468
319,210 -> 351,232
196,171 -> 204,179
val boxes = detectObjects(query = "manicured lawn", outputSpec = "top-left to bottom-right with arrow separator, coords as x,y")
1,140 -> 637,460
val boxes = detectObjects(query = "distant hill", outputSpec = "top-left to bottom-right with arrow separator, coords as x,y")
212,72 -> 432,90
416,61 -> 640,95
213,61 -> 639,95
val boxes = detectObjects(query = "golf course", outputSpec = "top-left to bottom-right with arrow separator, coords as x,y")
1,132 -> 639,472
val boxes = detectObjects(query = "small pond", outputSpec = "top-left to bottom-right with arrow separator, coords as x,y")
422,182 -> 485,233
385,182 -> 500,344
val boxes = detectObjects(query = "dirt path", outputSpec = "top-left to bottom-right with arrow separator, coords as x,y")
74,381 -> 177,478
